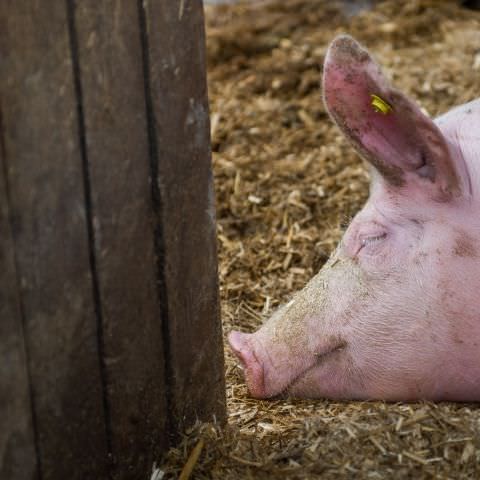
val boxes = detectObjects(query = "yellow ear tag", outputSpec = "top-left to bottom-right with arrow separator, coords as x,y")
370,94 -> 392,114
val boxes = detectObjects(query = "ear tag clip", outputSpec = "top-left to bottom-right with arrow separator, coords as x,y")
370,94 -> 392,115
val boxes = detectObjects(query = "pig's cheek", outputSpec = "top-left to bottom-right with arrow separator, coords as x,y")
357,252 -> 393,278
358,238 -> 410,274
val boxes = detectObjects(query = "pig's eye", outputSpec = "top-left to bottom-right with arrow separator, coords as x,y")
359,232 -> 387,253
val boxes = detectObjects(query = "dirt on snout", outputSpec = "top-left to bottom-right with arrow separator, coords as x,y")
158,1 -> 480,478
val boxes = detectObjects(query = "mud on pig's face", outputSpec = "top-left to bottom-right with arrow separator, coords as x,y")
229,35 -> 480,402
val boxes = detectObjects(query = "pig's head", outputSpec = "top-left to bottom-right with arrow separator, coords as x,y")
229,35 -> 480,402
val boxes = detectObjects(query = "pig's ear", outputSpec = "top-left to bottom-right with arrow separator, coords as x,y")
323,35 -> 465,201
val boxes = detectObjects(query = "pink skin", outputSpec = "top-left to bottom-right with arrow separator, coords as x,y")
228,35 -> 480,401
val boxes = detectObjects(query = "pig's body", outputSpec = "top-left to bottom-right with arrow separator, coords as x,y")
229,36 -> 480,401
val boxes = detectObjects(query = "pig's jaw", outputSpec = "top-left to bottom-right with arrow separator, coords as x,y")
279,342 -> 350,398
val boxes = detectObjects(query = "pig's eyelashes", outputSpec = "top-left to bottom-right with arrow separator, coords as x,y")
361,233 -> 387,245
359,232 -> 387,252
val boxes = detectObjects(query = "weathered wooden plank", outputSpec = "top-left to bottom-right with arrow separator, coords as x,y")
0,2 -> 109,478
142,0 -> 226,431
0,123 -> 37,480
72,1 -> 168,476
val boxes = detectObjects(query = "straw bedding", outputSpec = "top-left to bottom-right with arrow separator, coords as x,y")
158,1 -> 480,478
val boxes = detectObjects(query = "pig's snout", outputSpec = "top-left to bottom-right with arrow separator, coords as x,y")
228,331 -> 268,398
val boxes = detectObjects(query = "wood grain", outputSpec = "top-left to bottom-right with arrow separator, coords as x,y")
141,0 -> 226,433
72,0 -> 168,476
0,114 -> 38,480
0,1 -> 225,477
0,2 -> 109,478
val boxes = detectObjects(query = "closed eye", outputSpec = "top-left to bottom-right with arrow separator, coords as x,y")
360,232 -> 387,248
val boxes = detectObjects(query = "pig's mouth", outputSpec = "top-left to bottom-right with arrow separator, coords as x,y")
278,341 -> 348,398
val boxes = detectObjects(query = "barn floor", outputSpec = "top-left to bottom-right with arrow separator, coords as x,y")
158,1 -> 480,478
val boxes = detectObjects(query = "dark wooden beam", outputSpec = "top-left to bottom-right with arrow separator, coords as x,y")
141,0 -> 226,433
0,2 -> 109,478
0,117 -> 38,480
71,0 -> 168,476
0,1 -> 225,477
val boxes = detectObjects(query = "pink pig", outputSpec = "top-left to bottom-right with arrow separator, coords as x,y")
228,35 -> 480,401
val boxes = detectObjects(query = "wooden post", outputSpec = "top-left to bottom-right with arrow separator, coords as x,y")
0,127 -> 37,480
71,1 -> 169,476
0,1 -> 225,479
140,0 -> 226,435
0,2 -> 110,478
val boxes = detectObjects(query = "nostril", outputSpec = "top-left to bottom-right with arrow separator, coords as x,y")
228,330 -> 246,350
228,330 -> 252,367
228,330 -> 266,398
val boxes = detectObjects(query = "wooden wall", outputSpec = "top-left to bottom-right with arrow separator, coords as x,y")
0,1 -> 225,479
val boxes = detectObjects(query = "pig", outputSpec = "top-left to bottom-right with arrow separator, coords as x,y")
228,35 -> 480,402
